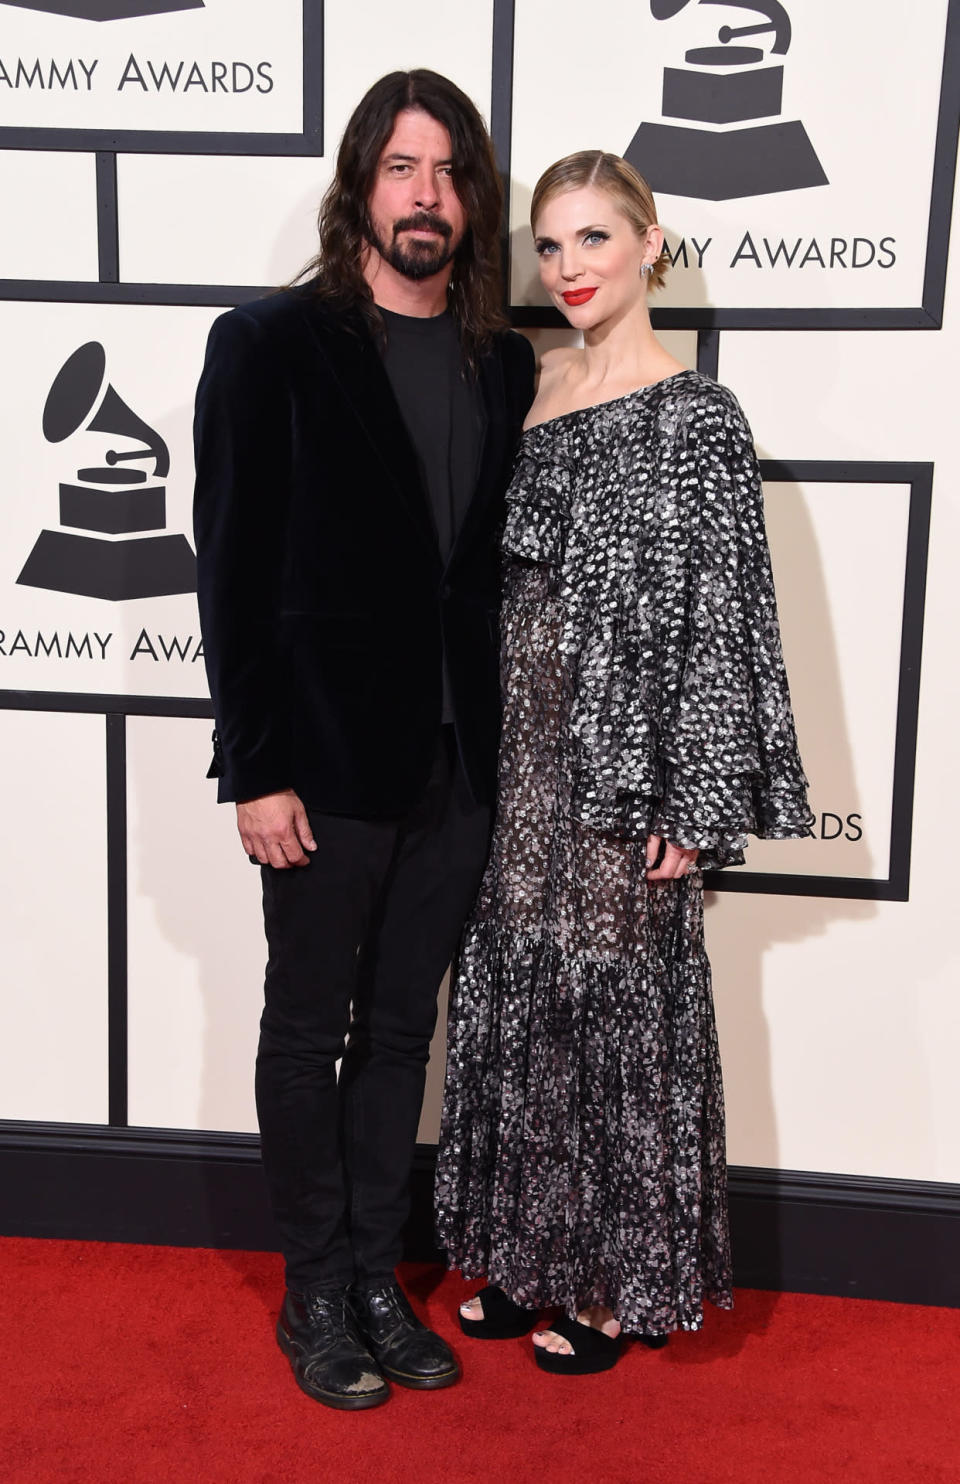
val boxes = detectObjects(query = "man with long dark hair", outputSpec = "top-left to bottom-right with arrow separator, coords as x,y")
193,71 -> 534,1410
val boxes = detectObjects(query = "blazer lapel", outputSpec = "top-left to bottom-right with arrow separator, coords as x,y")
448,341 -> 507,565
299,299 -> 437,550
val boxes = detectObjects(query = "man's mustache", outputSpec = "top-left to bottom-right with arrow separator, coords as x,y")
392,212 -> 453,241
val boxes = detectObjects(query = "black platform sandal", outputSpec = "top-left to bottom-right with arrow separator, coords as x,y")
458,1285 -> 538,1340
533,1315 -> 621,1375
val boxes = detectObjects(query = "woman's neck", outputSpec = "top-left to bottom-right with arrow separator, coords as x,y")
580,300 -> 671,391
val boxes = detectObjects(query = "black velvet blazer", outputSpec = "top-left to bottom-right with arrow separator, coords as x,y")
193,286 -> 536,815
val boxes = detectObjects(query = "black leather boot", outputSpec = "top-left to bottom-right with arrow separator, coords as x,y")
350,1280 -> 460,1390
276,1285 -> 390,1410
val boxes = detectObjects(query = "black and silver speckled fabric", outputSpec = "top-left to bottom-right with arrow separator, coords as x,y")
435,371 -> 813,1337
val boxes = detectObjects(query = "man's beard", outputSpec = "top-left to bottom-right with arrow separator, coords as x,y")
372,211 -> 457,281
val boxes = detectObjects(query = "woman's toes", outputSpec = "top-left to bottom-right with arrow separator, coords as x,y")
533,1329 -> 573,1355
460,1296 -> 483,1319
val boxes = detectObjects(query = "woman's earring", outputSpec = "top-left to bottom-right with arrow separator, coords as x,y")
641,262 -> 654,279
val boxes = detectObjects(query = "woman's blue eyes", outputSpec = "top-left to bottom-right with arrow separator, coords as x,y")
536,231 -> 610,256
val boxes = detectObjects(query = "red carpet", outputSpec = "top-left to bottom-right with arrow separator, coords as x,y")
2,1239 -> 958,1484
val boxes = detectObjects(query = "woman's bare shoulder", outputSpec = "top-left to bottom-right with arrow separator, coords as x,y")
524,348 -> 583,430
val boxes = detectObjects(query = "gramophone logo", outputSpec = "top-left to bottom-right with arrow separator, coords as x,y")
0,2 -> 203,16
17,342 -> 196,602
626,0 -> 828,200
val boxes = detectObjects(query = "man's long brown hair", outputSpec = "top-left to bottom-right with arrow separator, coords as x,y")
304,70 -> 508,370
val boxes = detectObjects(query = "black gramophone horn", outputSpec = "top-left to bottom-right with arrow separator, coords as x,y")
42,341 -> 170,478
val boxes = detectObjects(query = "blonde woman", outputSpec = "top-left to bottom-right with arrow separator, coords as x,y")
435,151 -> 811,1375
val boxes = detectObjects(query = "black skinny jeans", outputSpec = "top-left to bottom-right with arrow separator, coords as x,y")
255,729 -> 490,1292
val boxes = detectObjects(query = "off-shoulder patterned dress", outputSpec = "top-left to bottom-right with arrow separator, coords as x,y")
435,371 -> 812,1337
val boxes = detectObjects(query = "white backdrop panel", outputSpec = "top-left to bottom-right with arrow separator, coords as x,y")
118,0 -> 495,288
719,326 -> 956,463
126,714 -> 264,1133
749,480 -> 908,880
0,150 -> 98,281
0,301 -> 217,699
0,1 -> 305,135
510,0 -> 946,312
708,889 -> 939,1178
118,153 -> 326,288
323,0 -> 494,160
0,708 -> 108,1123
705,305 -> 960,1180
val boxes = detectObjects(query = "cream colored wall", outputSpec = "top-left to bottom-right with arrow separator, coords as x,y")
0,2 -> 957,1191
707,203 -> 960,1179
0,710 -> 109,1124
0,152 -> 98,282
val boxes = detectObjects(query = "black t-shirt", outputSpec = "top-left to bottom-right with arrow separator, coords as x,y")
379,306 -> 484,563
380,306 -> 485,723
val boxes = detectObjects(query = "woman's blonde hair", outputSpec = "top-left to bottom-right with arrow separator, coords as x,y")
530,150 -> 670,291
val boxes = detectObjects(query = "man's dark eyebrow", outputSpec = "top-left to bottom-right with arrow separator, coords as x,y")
381,152 -> 454,165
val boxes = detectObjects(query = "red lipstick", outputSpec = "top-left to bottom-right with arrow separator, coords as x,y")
562,287 -> 597,306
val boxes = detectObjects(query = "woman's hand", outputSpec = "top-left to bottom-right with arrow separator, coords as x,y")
645,834 -> 699,882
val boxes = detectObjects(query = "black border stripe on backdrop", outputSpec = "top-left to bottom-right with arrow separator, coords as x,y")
495,0 -> 960,333
95,153 -> 119,284
105,713 -> 128,1127
696,328 -> 720,379
924,0 -> 960,325
0,0 -> 324,159
490,0 -> 516,294
0,281 -> 268,305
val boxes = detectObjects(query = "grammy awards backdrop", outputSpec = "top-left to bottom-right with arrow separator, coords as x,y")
1,0 -> 959,1303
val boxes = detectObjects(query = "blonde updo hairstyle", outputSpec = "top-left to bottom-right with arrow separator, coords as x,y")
530,150 -> 670,291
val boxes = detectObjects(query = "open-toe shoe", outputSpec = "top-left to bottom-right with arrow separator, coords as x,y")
458,1285 -> 538,1340
533,1315 -> 621,1375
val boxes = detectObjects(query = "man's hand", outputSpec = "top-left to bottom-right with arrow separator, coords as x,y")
237,789 -> 317,868
645,834 -> 699,882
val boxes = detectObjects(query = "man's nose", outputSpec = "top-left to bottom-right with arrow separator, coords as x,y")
414,170 -> 440,209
